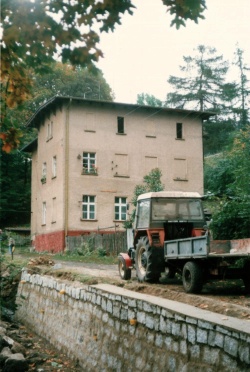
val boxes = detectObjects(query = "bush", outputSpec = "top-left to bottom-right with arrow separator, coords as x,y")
209,197 -> 250,239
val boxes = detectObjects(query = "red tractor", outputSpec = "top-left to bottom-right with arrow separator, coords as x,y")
118,191 -> 250,294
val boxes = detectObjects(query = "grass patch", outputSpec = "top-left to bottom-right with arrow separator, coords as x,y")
2,246 -> 118,265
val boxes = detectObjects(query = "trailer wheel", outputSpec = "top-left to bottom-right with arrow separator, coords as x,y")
182,261 -> 203,293
135,237 -> 164,283
118,256 -> 131,280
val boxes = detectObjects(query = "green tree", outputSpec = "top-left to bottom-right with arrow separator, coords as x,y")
32,63 -> 114,103
0,150 -> 31,227
166,45 -> 228,111
124,168 -> 164,228
204,126 -> 250,239
137,93 -> 163,107
1,0 -> 207,150
232,47 -> 250,129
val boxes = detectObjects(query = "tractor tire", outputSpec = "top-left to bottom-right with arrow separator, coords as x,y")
135,237 -> 164,283
182,261 -> 203,294
118,256 -> 131,280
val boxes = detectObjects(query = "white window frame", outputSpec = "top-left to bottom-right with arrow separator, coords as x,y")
52,197 -> 56,223
42,162 -> 47,177
82,152 -> 97,174
42,201 -> 46,225
82,195 -> 96,220
114,197 -> 127,221
47,121 -> 53,140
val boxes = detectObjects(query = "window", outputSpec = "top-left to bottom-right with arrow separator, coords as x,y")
82,152 -> 97,174
42,162 -> 47,176
82,195 -> 96,219
176,123 -> 183,139
114,197 -> 127,221
52,197 -> 56,223
117,116 -> 124,134
47,121 -> 53,140
136,200 -> 150,228
52,156 -> 57,178
41,162 -> 47,183
42,202 -> 46,225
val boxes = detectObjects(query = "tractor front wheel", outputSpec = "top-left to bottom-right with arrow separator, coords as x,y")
118,255 -> 131,280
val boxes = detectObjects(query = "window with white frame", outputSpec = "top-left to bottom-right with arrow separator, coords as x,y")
82,195 -> 96,219
114,197 -> 127,221
42,201 -> 46,225
47,121 -> 53,140
52,156 -> 57,178
52,197 -> 56,223
82,152 -> 97,174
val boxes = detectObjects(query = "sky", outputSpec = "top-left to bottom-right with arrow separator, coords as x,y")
97,0 -> 250,104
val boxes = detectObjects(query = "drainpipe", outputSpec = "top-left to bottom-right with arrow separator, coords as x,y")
64,99 -> 71,250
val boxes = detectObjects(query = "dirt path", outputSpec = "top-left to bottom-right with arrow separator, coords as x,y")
28,257 -> 250,321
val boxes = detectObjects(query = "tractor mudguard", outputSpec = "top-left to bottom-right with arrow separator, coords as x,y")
119,252 -> 132,268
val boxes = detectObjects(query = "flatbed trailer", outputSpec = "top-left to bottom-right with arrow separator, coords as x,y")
164,236 -> 250,293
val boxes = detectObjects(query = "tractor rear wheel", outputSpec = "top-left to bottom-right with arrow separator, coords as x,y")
182,261 -> 203,293
118,255 -> 131,280
135,237 -> 164,283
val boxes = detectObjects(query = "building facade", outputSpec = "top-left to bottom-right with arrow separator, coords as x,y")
24,97 -> 212,252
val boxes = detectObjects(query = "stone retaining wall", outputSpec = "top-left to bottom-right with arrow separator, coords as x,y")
15,270 -> 250,371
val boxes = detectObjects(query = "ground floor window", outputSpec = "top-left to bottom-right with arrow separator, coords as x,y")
82,195 -> 96,219
114,197 -> 127,221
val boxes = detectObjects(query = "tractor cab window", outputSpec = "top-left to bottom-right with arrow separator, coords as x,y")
136,199 -> 150,228
151,198 -> 204,222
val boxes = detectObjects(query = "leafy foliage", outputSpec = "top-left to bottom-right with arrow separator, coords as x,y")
1,0 -> 207,150
202,120 -> 235,155
163,0 -> 206,29
209,197 -> 250,239
204,155 -> 235,196
124,168 -> 164,228
0,150 -> 31,227
204,126 -> 250,239
137,93 -> 163,107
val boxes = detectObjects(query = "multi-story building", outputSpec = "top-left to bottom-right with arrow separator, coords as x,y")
23,96 -> 212,252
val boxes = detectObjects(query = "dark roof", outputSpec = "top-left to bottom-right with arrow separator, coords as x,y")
5,227 -> 31,233
26,96 -> 215,129
22,138 -> 38,153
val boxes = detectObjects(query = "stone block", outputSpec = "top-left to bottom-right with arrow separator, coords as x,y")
224,336 -> 238,357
